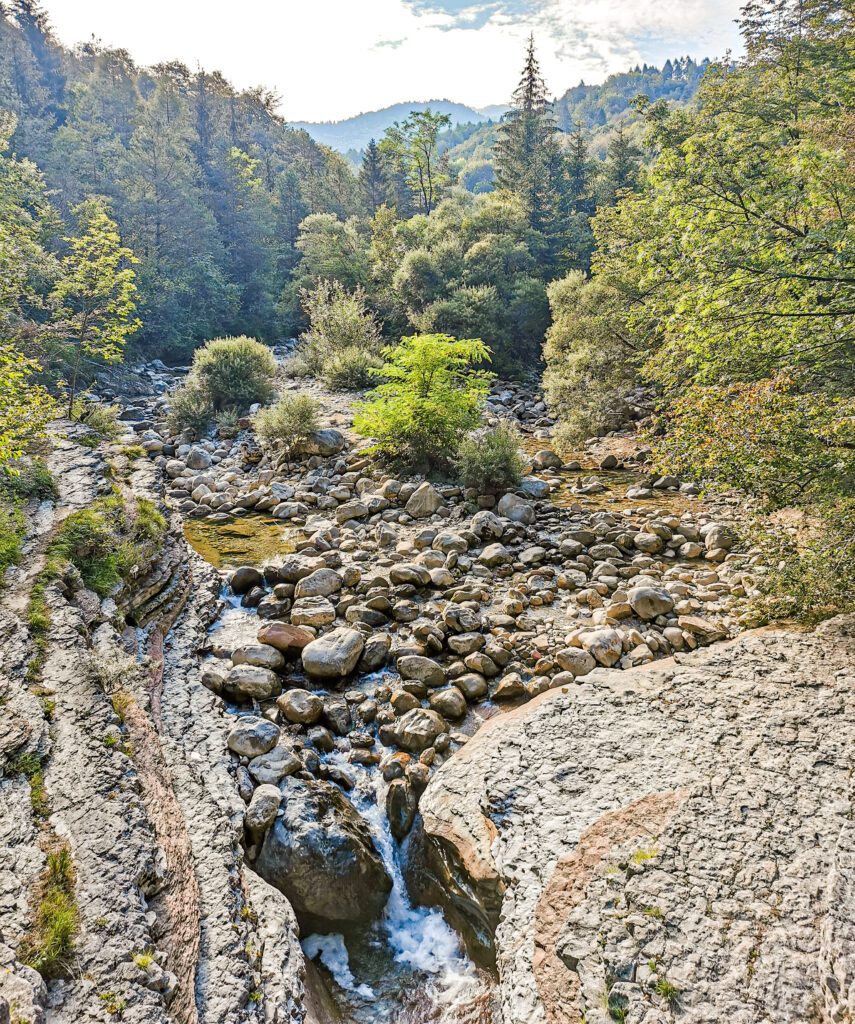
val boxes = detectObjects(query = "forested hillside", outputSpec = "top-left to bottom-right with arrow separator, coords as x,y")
0,2 -> 359,358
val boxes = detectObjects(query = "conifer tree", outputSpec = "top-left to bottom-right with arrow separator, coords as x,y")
494,35 -> 567,264
359,138 -> 387,214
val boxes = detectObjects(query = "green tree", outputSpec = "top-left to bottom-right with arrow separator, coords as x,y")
494,35 -> 567,263
380,109 -> 451,215
597,124 -> 642,206
50,199 -> 140,415
549,0 -> 855,505
0,344 -> 54,467
354,334 -> 494,470
359,138 -> 387,214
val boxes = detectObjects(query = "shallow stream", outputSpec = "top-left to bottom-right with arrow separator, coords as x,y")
193,518 -> 496,1024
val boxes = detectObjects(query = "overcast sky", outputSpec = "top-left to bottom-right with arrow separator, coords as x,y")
44,0 -> 744,122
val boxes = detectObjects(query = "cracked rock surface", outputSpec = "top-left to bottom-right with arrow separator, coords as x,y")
418,616 -> 855,1024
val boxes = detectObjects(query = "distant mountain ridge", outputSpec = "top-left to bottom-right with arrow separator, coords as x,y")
293,99 -> 507,153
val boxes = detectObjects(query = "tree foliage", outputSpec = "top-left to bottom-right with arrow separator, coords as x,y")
547,0 -> 855,504
50,198 -> 140,414
354,334 -> 494,469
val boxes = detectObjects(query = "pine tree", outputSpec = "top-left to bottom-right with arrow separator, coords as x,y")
359,138 -> 387,214
494,35 -> 567,262
599,124 -> 642,206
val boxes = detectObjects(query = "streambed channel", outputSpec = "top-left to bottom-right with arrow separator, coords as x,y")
189,517 -> 498,1024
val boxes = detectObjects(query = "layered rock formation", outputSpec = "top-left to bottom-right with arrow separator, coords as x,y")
417,617 -> 855,1024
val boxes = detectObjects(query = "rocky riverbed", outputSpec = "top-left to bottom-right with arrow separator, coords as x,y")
3,361 -> 848,1024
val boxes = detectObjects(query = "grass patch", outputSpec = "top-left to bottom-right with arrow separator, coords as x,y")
98,992 -> 126,1017
132,949 -> 155,969
120,444 -> 146,461
19,843 -> 78,977
653,976 -> 681,1005
0,499 -> 25,577
9,751 -> 49,817
630,847 -> 657,865
642,905 -> 664,919
70,395 -> 123,441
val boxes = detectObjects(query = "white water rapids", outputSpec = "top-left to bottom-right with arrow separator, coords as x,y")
302,755 -> 490,1023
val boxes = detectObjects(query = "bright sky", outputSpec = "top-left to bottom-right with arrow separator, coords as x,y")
44,0 -> 744,122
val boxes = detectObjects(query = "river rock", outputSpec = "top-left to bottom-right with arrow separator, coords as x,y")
456,672 -> 488,700
231,644 -> 286,672
398,655 -> 445,687
257,621 -> 314,653
226,717 -> 280,758
497,493 -> 535,524
244,784 -> 281,843
302,627 -> 365,678
276,689 -> 323,725
185,446 -> 211,470
294,568 -> 343,599
223,665 -> 282,701
428,686 -> 467,719
479,543 -> 512,568
470,510 -> 504,539
290,596 -> 336,627
386,779 -> 417,840
555,648 -> 597,677
230,566 -> 264,595
358,633 -> 392,672
628,585 -> 675,621
405,482 -> 443,518
295,429 -> 345,457
579,628 -> 624,667
247,744 -> 302,784
392,708 -> 447,752
255,777 -> 392,928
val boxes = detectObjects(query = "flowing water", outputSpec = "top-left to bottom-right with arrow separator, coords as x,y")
193,520 -> 495,1024
302,755 -> 494,1023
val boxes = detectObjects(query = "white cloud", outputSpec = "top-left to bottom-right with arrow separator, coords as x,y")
43,0 -> 743,121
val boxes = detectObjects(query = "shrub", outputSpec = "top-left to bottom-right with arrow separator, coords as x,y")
214,408 -> 241,439
320,345 -> 382,390
543,272 -> 641,444
354,334 -> 493,471
4,458 -> 57,502
456,423 -> 524,492
753,501 -> 855,625
254,394 -> 320,451
188,336 -> 276,411
43,491 -> 165,598
298,280 -> 382,389
167,381 -> 214,436
70,394 -> 123,440
0,498 -> 25,578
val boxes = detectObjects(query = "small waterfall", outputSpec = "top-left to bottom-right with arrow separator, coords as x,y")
302,754 -> 491,1023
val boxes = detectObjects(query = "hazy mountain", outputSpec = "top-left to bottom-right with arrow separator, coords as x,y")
293,99 -> 503,152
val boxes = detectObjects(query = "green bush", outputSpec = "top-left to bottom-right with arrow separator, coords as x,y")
188,336 -> 276,411
70,394 -> 123,440
167,381 -> 214,436
299,280 -> 382,389
321,345 -> 382,390
4,458 -> 57,502
44,491 -> 166,598
354,334 -> 493,471
254,394 -> 320,451
456,423 -> 524,493
0,499 -> 25,576
0,459 -> 57,581
754,501 -> 855,625
214,408 -> 241,439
